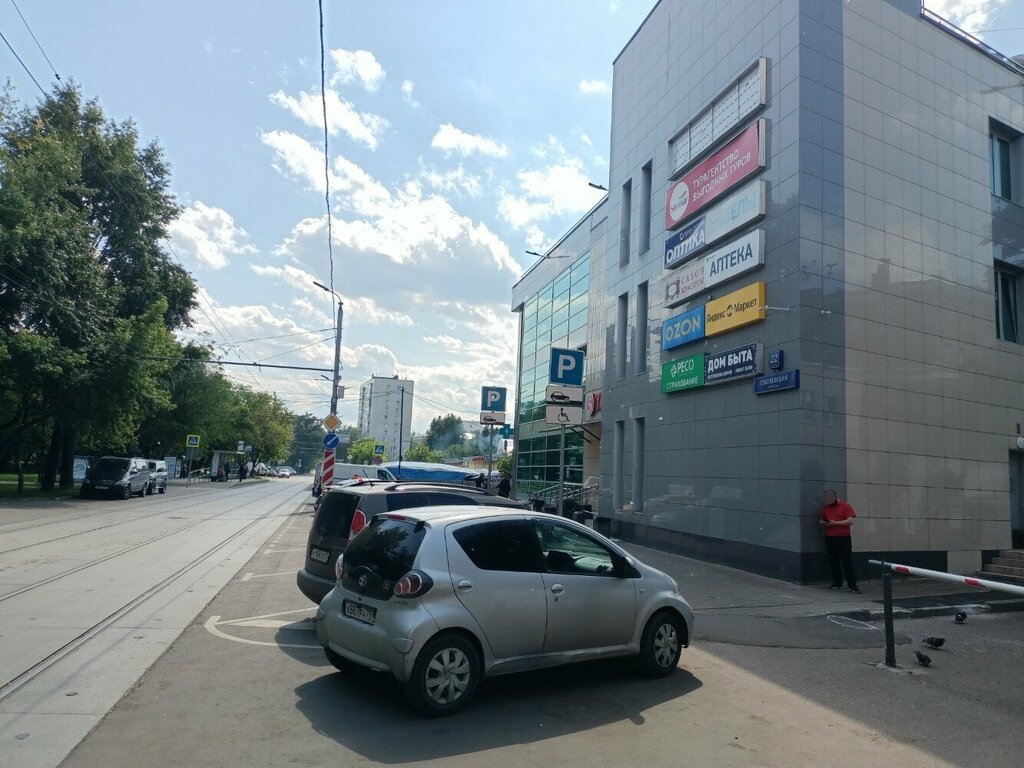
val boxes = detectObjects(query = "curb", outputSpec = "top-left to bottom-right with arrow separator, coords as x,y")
834,598 -> 1024,622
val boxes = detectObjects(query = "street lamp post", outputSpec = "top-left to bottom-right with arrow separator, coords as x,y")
313,281 -> 344,416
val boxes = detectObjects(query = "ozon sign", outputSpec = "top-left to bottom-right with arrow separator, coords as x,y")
661,305 -> 705,350
665,120 -> 764,230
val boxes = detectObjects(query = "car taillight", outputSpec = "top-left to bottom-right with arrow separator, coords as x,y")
393,570 -> 432,598
349,509 -> 367,537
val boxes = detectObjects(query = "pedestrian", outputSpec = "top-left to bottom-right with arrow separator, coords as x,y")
238,463 -> 245,482
497,476 -> 511,498
474,473 -> 486,489
820,488 -> 859,593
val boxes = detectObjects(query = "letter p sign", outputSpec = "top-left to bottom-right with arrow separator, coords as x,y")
549,348 -> 585,386
480,386 -> 507,412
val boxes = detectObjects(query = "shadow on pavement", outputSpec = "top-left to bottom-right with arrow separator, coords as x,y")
294,658 -> 702,763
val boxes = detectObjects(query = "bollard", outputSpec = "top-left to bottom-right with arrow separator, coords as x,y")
881,562 -> 896,667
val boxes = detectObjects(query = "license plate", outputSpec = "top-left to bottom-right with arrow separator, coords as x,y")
310,548 -> 330,564
343,600 -> 376,625
95,486 -> 107,490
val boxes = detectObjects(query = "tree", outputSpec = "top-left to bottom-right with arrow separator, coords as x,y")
348,438 -> 381,466
496,453 -> 513,479
405,444 -> 444,463
287,413 -> 325,473
425,413 -> 465,450
232,389 -> 293,465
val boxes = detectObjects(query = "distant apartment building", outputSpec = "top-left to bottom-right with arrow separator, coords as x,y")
357,375 -> 414,462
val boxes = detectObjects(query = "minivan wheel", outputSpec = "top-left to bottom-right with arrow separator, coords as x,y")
121,483 -> 132,500
146,482 -> 154,496
404,633 -> 480,716
158,482 -> 166,494
638,610 -> 683,678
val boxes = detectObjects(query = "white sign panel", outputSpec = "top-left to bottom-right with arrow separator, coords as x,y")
664,179 -> 765,269
546,385 -> 584,406
545,405 -> 583,426
663,229 -> 765,308
480,411 -> 506,425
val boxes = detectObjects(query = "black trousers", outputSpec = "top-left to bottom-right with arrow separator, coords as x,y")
825,536 -> 857,588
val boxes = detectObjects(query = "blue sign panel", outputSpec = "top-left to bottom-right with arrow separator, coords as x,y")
664,216 -> 707,269
480,386 -> 507,412
704,342 -> 761,384
753,369 -> 800,394
662,306 -> 705,350
768,349 -> 784,371
549,348 -> 585,385
322,432 -> 340,450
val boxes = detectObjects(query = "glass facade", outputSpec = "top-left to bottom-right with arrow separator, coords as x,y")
514,254 -> 589,494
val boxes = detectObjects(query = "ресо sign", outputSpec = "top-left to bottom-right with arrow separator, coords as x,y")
665,120 -> 764,230
662,353 -> 705,393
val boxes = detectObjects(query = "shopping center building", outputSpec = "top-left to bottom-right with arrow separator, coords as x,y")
510,0 -> 1024,581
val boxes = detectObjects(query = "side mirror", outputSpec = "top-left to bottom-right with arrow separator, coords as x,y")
612,553 -> 638,578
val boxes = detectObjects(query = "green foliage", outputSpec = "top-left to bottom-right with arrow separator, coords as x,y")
287,413 -> 325,473
425,413 -> 465,450
496,453 -> 513,479
348,438 -> 381,465
404,443 -> 445,463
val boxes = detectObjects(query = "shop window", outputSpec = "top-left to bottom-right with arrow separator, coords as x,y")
996,263 -> 1020,343
990,119 -> 1021,203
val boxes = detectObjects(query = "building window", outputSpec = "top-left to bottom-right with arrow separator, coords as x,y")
616,292 -> 628,379
613,420 -> 625,511
631,417 -> 645,515
990,120 -> 1021,203
619,179 -> 632,266
991,134 -> 1012,200
635,282 -> 648,374
639,161 -> 652,254
996,265 -> 1020,343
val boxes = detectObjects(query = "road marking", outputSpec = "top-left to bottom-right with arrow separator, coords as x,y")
263,547 -> 304,554
827,615 -> 880,631
204,616 -> 319,649
240,570 -> 294,581
226,618 -> 315,630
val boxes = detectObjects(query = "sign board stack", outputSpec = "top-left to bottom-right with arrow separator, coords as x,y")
545,349 -> 586,517
321,413 -> 341,487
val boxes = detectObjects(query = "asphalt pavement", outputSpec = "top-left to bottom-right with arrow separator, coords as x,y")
53,505 -> 1023,768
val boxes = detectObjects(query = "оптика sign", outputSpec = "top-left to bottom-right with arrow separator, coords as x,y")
663,229 -> 764,308
665,120 -> 764,230
664,179 -> 766,269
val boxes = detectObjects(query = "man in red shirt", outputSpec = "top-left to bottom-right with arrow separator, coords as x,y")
820,488 -> 859,593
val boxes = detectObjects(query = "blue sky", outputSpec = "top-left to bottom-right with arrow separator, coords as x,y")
2,0 -> 1021,431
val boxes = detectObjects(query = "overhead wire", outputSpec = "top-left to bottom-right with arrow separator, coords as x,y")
0,28 -> 45,95
317,0 -> 336,303
9,0 -> 60,80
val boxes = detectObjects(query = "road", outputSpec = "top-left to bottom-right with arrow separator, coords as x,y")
0,477 -> 311,768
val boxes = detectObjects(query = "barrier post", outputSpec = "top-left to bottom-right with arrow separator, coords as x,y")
881,561 -> 896,667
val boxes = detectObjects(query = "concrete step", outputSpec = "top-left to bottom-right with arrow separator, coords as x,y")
998,549 -> 1024,561
985,564 -> 1024,577
992,556 -> 1024,568
978,569 -> 1024,584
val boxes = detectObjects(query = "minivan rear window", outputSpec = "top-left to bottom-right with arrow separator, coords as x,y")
341,518 -> 425,600
313,491 -> 361,537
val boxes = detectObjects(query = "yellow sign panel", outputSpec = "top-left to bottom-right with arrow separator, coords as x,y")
704,281 -> 765,337
322,412 -> 341,432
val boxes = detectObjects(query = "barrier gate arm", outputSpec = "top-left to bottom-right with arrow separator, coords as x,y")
869,559 -> 1024,667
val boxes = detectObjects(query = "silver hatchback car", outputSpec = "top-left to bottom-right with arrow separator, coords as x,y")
316,506 -> 694,715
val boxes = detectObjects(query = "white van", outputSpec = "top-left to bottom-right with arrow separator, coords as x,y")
312,462 -> 396,496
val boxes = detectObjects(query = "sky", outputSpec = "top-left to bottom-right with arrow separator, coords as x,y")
2,0 -> 1022,433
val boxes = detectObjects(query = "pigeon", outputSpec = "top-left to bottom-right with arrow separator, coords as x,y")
954,611 -> 967,624
924,636 -> 945,649
915,650 -> 932,667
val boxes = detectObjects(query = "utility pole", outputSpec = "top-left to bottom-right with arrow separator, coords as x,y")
313,280 -> 344,417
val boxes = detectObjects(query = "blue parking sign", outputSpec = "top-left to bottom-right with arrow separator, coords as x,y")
549,348 -> 585,385
480,386 -> 507,412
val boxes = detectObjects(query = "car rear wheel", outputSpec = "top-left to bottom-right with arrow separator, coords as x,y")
638,610 -> 683,678
324,647 -> 348,671
404,633 -> 480,716
158,482 -> 166,494
122,484 -> 132,500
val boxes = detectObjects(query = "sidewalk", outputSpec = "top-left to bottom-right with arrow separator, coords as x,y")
618,541 -> 1024,622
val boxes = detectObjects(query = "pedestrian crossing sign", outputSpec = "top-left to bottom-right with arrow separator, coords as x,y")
186,434 -> 200,448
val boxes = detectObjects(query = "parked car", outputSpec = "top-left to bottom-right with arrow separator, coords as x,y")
312,462 -> 397,497
297,482 -> 526,604
276,466 -> 296,477
146,459 -> 168,495
80,456 -> 151,499
316,506 -> 693,715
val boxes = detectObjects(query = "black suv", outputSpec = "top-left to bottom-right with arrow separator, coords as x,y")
296,482 -> 526,604
80,456 -> 150,499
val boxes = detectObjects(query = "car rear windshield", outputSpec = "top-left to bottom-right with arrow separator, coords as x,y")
313,491 -> 361,537
96,458 -> 129,472
340,518 -> 425,600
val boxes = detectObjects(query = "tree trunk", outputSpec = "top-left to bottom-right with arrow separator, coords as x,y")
59,426 -> 76,489
41,421 -> 60,491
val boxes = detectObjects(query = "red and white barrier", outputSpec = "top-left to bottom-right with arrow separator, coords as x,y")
871,560 -> 1024,597
322,449 -> 335,488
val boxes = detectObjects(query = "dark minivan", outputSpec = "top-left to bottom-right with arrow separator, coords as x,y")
296,482 -> 526,604
80,456 -> 151,499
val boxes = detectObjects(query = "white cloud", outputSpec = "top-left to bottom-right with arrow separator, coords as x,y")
524,225 -> 548,251
167,202 -> 256,270
431,123 -> 509,158
250,262 -> 321,294
261,130 -> 332,192
401,80 -> 419,107
579,79 -> 611,95
923,0 -> 1007,34
329,49 -> 385,91
419,163 -> 484,197
497,157 -> 605,229
580,133 -> 593,147
269,89 -> 389,150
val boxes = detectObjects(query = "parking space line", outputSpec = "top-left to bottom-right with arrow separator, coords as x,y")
240,570 -> 294,581
203,616 -> 319,649
263,547 -> 304,554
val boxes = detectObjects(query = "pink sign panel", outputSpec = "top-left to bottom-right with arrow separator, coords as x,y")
665,121 -> 763,230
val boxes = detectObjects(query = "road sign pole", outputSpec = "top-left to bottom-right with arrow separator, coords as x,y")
558,424 -> 565,517
487,425 -> 493,489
